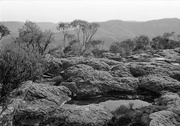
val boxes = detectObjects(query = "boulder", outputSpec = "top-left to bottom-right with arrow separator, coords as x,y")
81,58 -> 110,71
0,81 -> 71,126
174,47 -> 180,53
158,48 -> 180,60
111,63 -> 133,77
128,61 -> 180,81
101,52 -> 122,61
11,81 -> 71,104
41,104 -> 113,126
155,91 -> 180,106
155,91 -> 180,115
60,57 -> 110,71
61,81 -> 102,99
149,110 -> 180,126
114,77 -> 139,91
128,62 -> 165,77
45,56 -> 112,78
44,54 -> 63,76
149,91 -> 180,126
62,64 -> 104,82
126,53 -> 152,62
61,64 -> 138,99
139,75 -> 180,93
99,58 -> 122,66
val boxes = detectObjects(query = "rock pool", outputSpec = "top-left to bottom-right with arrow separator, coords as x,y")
64,97 -> 150,111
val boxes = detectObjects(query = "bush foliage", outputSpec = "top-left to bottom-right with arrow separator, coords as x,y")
106,104 -> 167,126
109,32 -> 180,57
0,42 -> 47,98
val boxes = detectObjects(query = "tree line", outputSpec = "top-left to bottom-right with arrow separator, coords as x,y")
109,32 -> 180,57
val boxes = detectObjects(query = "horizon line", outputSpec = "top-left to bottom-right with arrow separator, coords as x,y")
0,17 -> 180,24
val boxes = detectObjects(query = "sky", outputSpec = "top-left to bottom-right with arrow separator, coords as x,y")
0,0 -> 180,23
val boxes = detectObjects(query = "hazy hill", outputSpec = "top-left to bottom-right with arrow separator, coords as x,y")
1,18 -> 180,48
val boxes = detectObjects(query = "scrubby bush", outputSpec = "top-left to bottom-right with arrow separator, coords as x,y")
0,23 -> 10,40
109,32 -> 180,57
17,20 -> 54,55
112,104 -> 133,116
106,104 -> 167,126
133,35 -> 150,52
109,39 -> 135,57
151,32 -> 180,50
63,40 -> 82,56
0,42 -> 47,98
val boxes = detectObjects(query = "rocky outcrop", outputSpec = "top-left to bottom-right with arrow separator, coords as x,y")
99,58 -> 122,66
0,81 -> 113,126
128,61 -> 180,81
41,104 -> 113,126
128,62 -> 166,77
111,63 -> 133,77
2,48 -> 180,126
0,81 -> 71,126
158,48 -> 180,61
102,52 -> 122,61
60,57 -> 110,71
139,75 -> 180,93
149,92 -> 180,126
62,64 -> 113,82
44,55 -> 180,100
61,64 -> 139,99
44,54 -> 63,76
149,110 -> 180,126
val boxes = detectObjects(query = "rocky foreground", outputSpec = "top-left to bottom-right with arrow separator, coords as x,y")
1,48 -> 180,126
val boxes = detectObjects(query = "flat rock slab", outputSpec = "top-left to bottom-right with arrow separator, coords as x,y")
42,104 -> 113,126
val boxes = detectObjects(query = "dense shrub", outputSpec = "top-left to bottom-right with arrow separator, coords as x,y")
133,35 -> 150,51
91,48 -> 108,58
63,41 -> 82,56
151,32 -> 180,50
0,43 -> 47,98
112,104 -> 133,116
0,23 -> 10,40
109,32 -> 180,56
17,21 -> 54,55
109,39 -> 135,57
106,104 -> 167,126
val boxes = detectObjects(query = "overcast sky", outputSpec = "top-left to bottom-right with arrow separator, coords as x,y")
0,0 -> 180,23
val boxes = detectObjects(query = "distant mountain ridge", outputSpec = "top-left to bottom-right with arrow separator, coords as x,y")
1,18 -> 180,48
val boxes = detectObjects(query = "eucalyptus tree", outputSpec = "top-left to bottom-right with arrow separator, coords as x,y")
57,20 -> 100,55
133,35 -> 150,51
151,32 -> 179,49
0,23 -> 10,40
57,22 -> 71,48
71,20 -> 100,54
71,20 -> 88,42
18,20 -> 54,54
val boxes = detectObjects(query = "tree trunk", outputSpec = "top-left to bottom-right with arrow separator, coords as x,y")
63,35 -> 66,49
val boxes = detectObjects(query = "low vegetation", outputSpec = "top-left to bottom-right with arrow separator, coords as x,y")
106,104 -> 167,126
110,32 -> 180,57
0,42 -> 47,98
0,21 -> 52,99
0,23 -> 10,40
